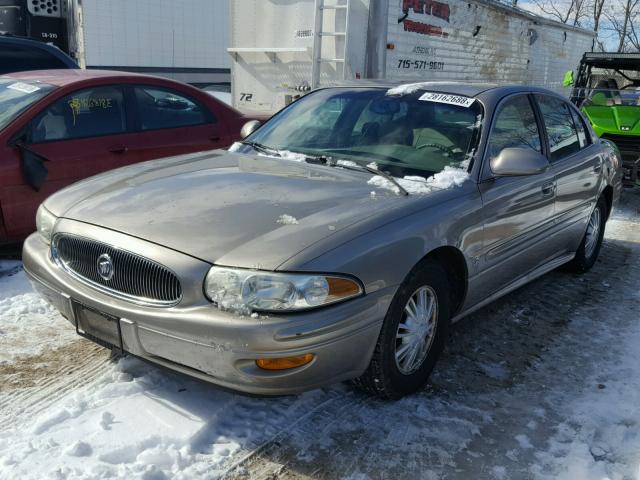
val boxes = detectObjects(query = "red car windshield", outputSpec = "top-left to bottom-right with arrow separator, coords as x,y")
0,78 -> 56,131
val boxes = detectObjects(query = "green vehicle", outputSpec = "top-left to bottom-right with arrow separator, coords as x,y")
567,52 -> 640,185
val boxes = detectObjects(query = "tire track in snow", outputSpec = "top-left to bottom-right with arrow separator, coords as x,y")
0,342 -> 110,428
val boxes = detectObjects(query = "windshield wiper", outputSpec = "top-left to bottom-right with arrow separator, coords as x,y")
303,154 -> 409,196
240,141 -> 281,157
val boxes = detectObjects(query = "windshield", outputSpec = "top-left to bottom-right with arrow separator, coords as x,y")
581,70 -> 640,107
241,88 -> 483,179
0,78 -> 56,131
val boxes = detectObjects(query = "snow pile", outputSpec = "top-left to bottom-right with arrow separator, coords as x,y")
0,348 -> 333,480
276,214 -> 299,225
368,163 -> 469,195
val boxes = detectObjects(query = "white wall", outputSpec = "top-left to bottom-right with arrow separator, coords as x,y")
81,0 -> 230,69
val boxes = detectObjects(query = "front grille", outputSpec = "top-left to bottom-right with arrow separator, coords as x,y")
601,134 -> 640,162
53,234 -> 182,307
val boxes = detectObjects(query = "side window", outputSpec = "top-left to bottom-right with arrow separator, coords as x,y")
569,106 -> 591,148
30,86 -> 126,143
488,95 -> 542,159
535,95 -> 581,162
134,87 -> 211,131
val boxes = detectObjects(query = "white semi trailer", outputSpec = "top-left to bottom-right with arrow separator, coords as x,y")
20,0 -> 232,86
228,0 -> 596,113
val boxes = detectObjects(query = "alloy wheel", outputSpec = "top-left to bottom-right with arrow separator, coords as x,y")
395,286 -> 438,375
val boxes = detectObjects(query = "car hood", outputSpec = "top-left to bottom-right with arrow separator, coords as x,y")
47,150 -> 430,269
583,105 -> 640,134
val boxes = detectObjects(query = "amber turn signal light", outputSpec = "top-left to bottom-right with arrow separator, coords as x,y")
327,277 -> 361,299
256,354 -> 315,370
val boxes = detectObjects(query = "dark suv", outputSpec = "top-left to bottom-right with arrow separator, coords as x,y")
0,36 -> 78,75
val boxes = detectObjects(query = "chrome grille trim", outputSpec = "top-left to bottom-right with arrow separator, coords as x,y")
51,234 -> 182,307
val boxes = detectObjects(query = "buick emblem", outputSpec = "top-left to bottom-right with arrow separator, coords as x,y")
97,253 -> 114,281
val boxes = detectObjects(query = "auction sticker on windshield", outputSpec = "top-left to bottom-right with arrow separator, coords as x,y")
419,92 -> 475,107
7,82 -> 41,94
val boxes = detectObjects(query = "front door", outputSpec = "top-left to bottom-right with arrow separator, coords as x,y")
0,85 -> 137,237
470,94 -> 558,306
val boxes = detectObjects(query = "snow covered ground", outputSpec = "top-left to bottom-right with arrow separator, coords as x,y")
1,189 -> 639,480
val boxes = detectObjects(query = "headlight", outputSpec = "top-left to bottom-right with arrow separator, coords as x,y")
204,267 -> 363,312
36,204 -> 57,244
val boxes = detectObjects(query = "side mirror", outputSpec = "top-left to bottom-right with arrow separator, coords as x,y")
11,139 -> 49,191
490,147 -> 549,176
240,120 -> 262,139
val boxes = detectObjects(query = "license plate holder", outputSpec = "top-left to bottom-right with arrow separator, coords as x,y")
73,302 -> 123,352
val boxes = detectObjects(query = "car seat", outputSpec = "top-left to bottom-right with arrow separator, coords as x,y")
32,101 -> 72,142
607,79 -> 622,105
590,80 -> 614,106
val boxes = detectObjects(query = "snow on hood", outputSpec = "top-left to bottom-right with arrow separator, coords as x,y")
368,162 -> 470,195
276,214 -> 299,225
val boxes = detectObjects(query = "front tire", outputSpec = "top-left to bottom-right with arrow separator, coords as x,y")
564,196 -> 607,273
353,259 -> 451,399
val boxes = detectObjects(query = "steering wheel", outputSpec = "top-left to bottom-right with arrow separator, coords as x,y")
415,142 -> 457,155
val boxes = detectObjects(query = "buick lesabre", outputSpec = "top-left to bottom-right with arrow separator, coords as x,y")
23,83 -> 622,398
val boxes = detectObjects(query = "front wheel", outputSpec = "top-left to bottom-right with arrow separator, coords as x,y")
353,259 -> 451,399
564,196 -> 607,273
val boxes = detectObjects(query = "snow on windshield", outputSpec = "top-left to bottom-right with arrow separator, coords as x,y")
368,161 -> 470,195
229,142 -> 309,162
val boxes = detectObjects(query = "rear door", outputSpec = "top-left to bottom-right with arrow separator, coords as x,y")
0,84 -> 138,238
471,94 -> 557,305
129,85 -> 229,161
534,94 -> 602,253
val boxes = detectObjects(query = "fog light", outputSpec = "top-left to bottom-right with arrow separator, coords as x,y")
255,354 -> 314,370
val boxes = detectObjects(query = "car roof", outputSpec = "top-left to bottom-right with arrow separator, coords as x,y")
581,52 -> 640,70
331,80 -> 498,97
3,69 -> 180,87
0,36 -> 78,68
323,81 -> 560,99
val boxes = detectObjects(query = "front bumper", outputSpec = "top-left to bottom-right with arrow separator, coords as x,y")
22,230 -> 393,395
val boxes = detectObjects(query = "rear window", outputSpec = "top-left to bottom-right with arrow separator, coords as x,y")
0,78 -> 56,131
0,45 -> 74,75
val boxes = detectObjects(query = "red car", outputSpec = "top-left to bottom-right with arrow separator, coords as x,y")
0,70 -> 258,244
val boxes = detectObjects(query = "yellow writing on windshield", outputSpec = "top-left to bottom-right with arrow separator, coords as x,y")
67,97 -> 114,125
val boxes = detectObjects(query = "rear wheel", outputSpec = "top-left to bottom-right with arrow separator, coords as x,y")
353,259 -> 451,399
564,196 -> 607,273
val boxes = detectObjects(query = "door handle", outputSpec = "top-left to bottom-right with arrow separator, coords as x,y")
541,182 -> 555,196
108,145 -> 128,154
593,164 -> 602,173
209,136 -> 222,142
